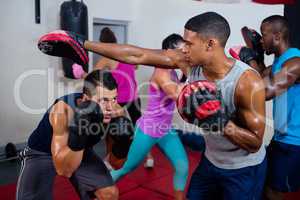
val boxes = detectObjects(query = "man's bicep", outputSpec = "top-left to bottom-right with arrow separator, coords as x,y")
49,102 -> 70,156
236,71 -> 266,135
51,134 -> 68,157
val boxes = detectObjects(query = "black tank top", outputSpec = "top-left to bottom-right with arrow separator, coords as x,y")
27,93 -> 82,154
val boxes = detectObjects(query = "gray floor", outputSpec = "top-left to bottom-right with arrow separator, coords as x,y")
0,141 -> 106,185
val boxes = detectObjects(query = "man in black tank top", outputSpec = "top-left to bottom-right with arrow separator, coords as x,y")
16,70 -> 125,200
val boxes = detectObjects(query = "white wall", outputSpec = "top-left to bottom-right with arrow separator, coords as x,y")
0,0 -> 137,146
0,0 -> 282,146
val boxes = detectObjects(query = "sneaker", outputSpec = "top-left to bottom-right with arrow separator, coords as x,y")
144,158 -> 154,168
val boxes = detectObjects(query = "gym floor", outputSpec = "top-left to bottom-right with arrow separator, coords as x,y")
0,144 -> 299,200
0,142 -> 201,200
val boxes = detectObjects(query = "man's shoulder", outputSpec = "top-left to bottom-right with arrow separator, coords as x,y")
235,68 -> 264,105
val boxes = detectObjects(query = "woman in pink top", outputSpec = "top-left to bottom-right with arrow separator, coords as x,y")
111,34 -> 189,200
94,27 -> 141,125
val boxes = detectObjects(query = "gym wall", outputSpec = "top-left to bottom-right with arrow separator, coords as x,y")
0,0 -> 282,147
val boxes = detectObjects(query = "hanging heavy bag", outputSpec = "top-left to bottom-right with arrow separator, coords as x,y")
60,0 -> 89,79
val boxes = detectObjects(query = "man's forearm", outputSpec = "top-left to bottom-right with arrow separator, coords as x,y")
84,41 -> 176,68
224,121 -> 263,153
264,77 -> 276,100
53,147 -> 84,177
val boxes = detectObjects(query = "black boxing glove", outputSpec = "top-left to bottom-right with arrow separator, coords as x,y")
241,27 -> 264,63
68,100 -> 104,151
177,80 -> 230,132
229,46 -> 259,65
239,47 -> 259,65
107,117 -> 134,159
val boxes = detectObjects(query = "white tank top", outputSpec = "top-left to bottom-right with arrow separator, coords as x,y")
188,60 -> 266,169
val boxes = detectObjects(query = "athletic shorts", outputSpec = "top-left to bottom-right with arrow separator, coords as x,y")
16,147 -> 114,200
266,140 -> 300,192
187,155 -> 267,200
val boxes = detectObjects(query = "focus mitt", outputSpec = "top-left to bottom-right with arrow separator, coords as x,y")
38,30 -> 89,67
177,80 -> 230,132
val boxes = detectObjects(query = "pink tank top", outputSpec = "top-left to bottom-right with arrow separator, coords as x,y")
136,70 -> 179,138
111,62 -> 138,103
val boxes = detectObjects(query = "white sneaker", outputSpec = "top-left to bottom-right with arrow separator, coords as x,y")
144,158 -> 154,168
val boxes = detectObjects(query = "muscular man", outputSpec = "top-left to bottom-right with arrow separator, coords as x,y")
17,70 -> 119,200
236,15 -> 300,200
39,11 -> 266,200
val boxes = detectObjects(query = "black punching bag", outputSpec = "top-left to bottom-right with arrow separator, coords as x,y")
60,0 -> 88,79
284,0 -> 300,49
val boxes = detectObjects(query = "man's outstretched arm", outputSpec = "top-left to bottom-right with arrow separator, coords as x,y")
84,41 -> 190,73
38,31 -> 191,74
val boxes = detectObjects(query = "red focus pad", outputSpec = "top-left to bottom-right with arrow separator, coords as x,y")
177,80 -> 218,121
38,30 -> 89,67
195,100 -> 221,119
177,80 -> 230,131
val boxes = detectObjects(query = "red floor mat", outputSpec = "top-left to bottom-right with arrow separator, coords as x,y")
1,148 -> 300,200
120,188 -> 173,200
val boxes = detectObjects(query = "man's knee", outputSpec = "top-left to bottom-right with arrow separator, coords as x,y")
94,185 -> 119,200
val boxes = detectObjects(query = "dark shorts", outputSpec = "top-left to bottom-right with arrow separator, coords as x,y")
266,140 -> 300,192
16,147 -> 114,200
187,155 -> 267,200
175,129 -> 206,152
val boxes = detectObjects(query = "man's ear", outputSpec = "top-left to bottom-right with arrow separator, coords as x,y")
274,32 -> 281,43
207,39 -> 216,51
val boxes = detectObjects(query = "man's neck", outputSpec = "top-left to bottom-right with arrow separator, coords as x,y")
275,41 -> 290,57
202,53 -> 234,81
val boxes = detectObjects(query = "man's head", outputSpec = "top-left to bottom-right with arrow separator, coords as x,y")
260,15 -> 289,55
99,27 -> 117,43
162,33 -> 185,50
82,70 -> 118,123
183,12 -> 230,66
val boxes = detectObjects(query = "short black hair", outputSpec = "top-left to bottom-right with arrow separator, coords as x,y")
83,70 -> 117,96
99,27 -> 117,43
184,12 -> 230,47
162,33 -> 184,50
262,15 -> 289,41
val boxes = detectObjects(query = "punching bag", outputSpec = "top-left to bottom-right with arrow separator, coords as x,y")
285,0 -> 300,49
60,0 -> 88,79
